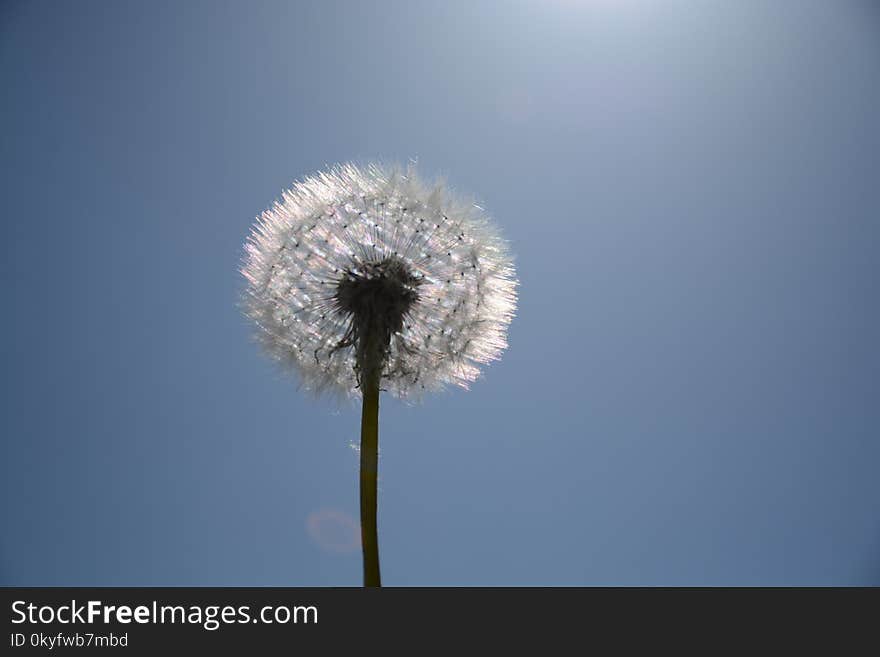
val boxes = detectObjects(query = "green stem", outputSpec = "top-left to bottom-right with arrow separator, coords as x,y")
359,348 -> 382,588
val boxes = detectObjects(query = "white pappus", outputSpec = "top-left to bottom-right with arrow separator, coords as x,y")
241,162 -> 518,398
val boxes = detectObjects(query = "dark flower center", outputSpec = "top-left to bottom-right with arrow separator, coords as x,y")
334,257 -> 421,354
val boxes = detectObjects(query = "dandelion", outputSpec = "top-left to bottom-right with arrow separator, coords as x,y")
242,162 -> 517,586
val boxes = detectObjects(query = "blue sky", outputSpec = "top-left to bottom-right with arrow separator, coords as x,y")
2,0 -> 878,585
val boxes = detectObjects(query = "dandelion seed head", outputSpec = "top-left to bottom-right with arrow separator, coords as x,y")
241,162 -> 517,398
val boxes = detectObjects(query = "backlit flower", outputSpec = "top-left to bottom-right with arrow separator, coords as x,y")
242,163 -> 517,398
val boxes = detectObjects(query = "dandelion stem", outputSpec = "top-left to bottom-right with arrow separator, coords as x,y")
359,338 -> 382,587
